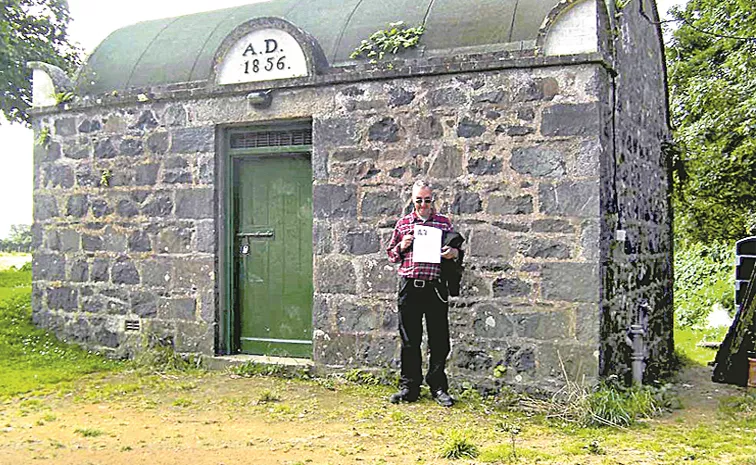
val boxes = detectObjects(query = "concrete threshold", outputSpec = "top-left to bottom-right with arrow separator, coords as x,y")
203,354 -> 314,371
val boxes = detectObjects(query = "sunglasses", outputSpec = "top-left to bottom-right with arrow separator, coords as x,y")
414,197 -> 433,204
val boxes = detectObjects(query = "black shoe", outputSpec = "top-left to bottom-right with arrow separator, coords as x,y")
432,389 -> 454,407
389,388 -> 419,404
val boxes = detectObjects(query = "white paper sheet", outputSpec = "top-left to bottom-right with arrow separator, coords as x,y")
413,225 -> 442,264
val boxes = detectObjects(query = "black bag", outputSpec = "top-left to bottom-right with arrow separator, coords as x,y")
441,231 -> 465,297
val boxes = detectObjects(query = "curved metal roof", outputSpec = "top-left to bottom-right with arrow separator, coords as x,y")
76,0 -> 564,95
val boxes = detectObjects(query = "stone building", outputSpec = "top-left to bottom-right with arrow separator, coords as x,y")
30,0 -> 673,390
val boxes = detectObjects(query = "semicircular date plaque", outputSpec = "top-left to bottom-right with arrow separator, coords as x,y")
218,28 -> 309,85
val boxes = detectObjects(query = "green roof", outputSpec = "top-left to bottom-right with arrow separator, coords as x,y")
76,0 -> 563,95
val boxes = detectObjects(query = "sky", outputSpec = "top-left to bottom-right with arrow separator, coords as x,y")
0,0 -> 688,239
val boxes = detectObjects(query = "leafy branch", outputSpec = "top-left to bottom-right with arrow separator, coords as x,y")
350,21 -> 425,63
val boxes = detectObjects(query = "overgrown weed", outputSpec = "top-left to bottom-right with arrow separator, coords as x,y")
519,357 -> 676,427
132,333 -> 202,374
229,362 -> 311,380
440,428 -> 479,460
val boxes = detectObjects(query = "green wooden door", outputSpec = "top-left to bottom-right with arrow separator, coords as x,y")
234,154 -> 313,357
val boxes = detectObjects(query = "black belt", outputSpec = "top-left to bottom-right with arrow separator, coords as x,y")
403,277 -> 441,288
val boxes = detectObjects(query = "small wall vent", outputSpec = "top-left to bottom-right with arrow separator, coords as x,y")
124,319 -> 141,332
230,128 -> 312,149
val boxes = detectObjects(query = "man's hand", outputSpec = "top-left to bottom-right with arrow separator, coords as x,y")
441,246 -> 458,260
399,234 -> 414,252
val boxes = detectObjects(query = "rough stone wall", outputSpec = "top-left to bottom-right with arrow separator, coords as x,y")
32,62 -> 609,391
310,65 -> 605,392
31,104 -> 218,356
597,0 -> 673,382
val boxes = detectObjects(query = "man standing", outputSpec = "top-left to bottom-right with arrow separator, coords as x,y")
386,180 -> 459,407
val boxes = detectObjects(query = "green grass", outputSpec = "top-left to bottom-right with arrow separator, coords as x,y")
675,326 -> 728,366
0,269 -> 121,397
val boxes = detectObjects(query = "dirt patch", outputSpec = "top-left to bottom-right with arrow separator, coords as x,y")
0,367 -> 752,465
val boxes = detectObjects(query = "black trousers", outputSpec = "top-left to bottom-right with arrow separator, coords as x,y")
397,277 -> 450,393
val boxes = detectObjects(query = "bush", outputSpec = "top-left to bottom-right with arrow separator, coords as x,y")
675,241 -> 733,327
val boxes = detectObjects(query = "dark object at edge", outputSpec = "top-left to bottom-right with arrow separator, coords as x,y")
712,253 -> 756,386
441,231 -> 465,297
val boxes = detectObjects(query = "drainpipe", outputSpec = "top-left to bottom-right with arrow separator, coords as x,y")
627,324 -> 645,385
626,300 -> 650,385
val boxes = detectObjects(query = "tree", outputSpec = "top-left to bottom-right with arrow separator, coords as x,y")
0,0 -> 81,125
0,224 -> 31,252
667,0 -> 756,244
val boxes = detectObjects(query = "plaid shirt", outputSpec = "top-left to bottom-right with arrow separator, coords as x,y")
386,211 -> 454,280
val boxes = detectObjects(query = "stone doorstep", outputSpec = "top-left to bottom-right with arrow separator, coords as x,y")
202,354 -> 314,371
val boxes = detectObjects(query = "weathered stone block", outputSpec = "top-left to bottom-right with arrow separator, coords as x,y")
82,234 -> 102,252
171,127 -> 214,153
360,190 -> 401,218
33,253 -> 66,280
457,118 -> 485,138
541,103 -> 599,137
196,220 -> 215,254
48,287 -> 78,311
131,110 -> 158,130
91,257 -> 110,282
519,238 -> 571,259
388,87 -> 415,107
331,148 -> 378,163
34,141 -> 61,163
163,105 -> 187,126
335,299 -> 380,333
128,230 -> 152,252
146,132 -> 169,154
142,194 -> 174,217
576,304 -> 599,345
428,146 -> 463,178
34,195 -> 58,221
158,298 -> 196,320
451,192 -> 482,214
135,163 -> 159,186
120,138 -> 144,157
313,118 -> 357,146
175,189 -> 213,219
580,219 -> 600,261
532,219 -> 574,233
55,118 -> 77,137
116,199 -> 139,217
313,184 -> 357,218
69,258 -> 88,282
48,165 -> 74,188
313,220 -> 332,255
173,257 -> 213,291
469,229 -> 512,258
427,87 -> 466,107
363,260 -> 398,294
416,116 -> 444,140
315,256 -> 357,294
112,257 -> 140,285
94,138 -> 118,159
486,194 -> 533,215
539,181 -> 599,217
355,334 -> 400,368
140,259 -> 171,287
157,226 -> 193,253
452,347 -> 493,371
510,145 -> 566,177
342,230 -> 381,255
57,229 -> 80,253
368,117 -> 401,143
542,262 -> 599,302
493,278 -> 531,297
468,157 -> 502,175
78,119 -> 101,133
